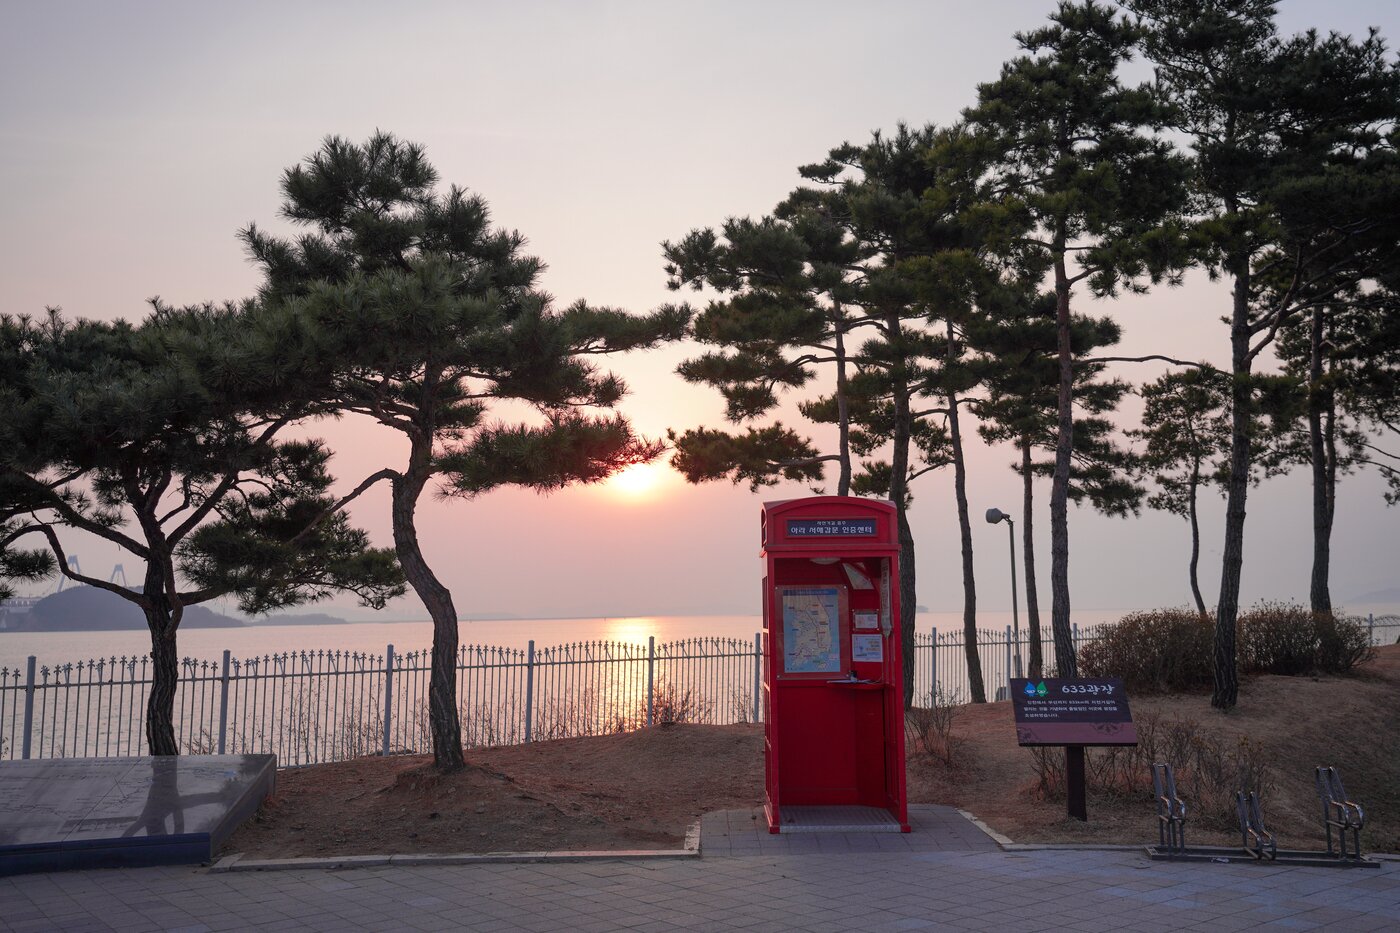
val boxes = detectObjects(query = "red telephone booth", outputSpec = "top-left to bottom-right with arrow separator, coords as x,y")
761,497 -> 910,833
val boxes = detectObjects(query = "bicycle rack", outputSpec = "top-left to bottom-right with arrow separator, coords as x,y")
1236,790 -> 1277,860
1150,762 -> 1187,855
1316,766 -> 1366,860
1144,763 -> 1375,868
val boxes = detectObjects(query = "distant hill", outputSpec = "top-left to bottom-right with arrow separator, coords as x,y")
3,585 -> 244,631
251,612 -> 348,626
1347,587 -> 1400,605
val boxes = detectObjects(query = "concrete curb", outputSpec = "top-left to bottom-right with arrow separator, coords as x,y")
956,809 -> 1015,847
955,810 -> 1146,854
211,820 -> 703,873
1002,843 -> 1144,852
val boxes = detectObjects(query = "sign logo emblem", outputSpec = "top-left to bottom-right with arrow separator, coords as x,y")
1035,681 -> 1048,698
1022,682 -> 1037,698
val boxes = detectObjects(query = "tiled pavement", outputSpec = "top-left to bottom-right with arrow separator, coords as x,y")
2,806 -> 1398,932
700,806 -> 999,855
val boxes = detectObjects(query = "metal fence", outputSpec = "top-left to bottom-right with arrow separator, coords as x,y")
3,615 -> 1396,765
0,636 -> 761,765
912,613 -> 1400,705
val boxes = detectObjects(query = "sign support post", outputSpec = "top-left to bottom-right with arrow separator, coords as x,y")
1066,746 -> 1087,821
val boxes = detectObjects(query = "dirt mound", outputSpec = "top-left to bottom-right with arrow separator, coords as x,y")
910,643 -> 1400,851
225,723 -> 763,857
224,646 -> 1400,858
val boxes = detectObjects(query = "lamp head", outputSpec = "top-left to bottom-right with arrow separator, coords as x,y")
985,507 -> 1008,525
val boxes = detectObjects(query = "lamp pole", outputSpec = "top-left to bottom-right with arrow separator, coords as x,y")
985,508 -> 1022,679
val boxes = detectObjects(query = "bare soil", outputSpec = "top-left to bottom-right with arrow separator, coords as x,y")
223,645 -> 1400,858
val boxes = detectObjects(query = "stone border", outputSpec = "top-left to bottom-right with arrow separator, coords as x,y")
956,808 -> 1015,847
209,821 -> 702,873
957,809 -> 1141,853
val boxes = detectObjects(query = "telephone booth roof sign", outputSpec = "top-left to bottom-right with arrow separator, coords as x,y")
761,497 -> 898,553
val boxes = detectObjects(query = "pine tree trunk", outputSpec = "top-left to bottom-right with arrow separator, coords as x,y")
144,602 -> 181,756
947,326 -> 985,703
391,449 -> 465,771
834,309 -> 852,497
1213,262 -> 1252,710
137,524 -> 182,756
886,311 -> 917,709
1049,250 -> 1077,678
1308,305 -> 1334,614
897,504 -> 917,710
1021,437 -> 1044,679
1188,466 -> 1206,616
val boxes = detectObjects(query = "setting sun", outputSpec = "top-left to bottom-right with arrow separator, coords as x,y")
607,461 -> 665,498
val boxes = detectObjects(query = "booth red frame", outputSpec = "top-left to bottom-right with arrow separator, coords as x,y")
761,497 -> 910,833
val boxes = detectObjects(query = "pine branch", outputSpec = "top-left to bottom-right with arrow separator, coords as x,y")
281,468 -> 400,551
1356,440 -> 1400,463
6,470 -> 149,558
31,525 -> 148,607
169,416 -> 293,545
1081,355 -> 1222,374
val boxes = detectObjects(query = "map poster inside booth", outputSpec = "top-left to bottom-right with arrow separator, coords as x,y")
779,585 -> 846,676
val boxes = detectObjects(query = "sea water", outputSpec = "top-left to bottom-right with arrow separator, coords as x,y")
0,609 -> 1138,671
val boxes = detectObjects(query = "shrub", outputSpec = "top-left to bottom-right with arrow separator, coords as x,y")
1314,613 -> 1374,672
1079,608 -> 1214,694
905,689 -> 965,768
647,681 -> 710,725
1237,601 -> 1373,675
1237,601 -> 1317,675
1029,711 -> 1272,831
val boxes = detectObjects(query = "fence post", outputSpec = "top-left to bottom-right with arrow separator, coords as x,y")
524,640 -> 535,743
217,649 -> 231,755
1369,612 -> 1375,646
752,632 -> 762,724
381,644 -> 394,757
21,656 -> 36,760
1004,626 -> 1013,693
930,629 -> 937,703
645,636 -> 656,727
1072,622 -> 1081,655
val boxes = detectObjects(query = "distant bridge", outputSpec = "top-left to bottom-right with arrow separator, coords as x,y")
0,560 -> 130,628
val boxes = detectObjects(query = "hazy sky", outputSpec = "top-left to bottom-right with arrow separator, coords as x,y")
3,1 -> 1398,619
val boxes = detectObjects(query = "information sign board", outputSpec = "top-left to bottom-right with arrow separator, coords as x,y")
1010,678 -> 1136,746
785,518 -> 876,537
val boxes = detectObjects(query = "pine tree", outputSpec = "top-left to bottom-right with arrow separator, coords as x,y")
666,126 -> 974,705
1130,371 -> 1231,614
243,134 -> 688,770
663,200 -> 862,493
0,307 -> 404,754
1128,0 -> 1400,707
975,296 -> 1143,675
1277,283 -> 1400,611
966,0 -> 1189,677
819,125 -> 988,705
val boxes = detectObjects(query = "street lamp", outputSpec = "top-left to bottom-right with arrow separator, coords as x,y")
985,507 -> 1022,679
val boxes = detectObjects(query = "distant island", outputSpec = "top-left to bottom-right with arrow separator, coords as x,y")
249,612 -> 349,626
0,586 -> 361,632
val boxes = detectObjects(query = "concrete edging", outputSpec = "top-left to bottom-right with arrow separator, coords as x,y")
210,820 -> 703,873
956,808 -> 1015,847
